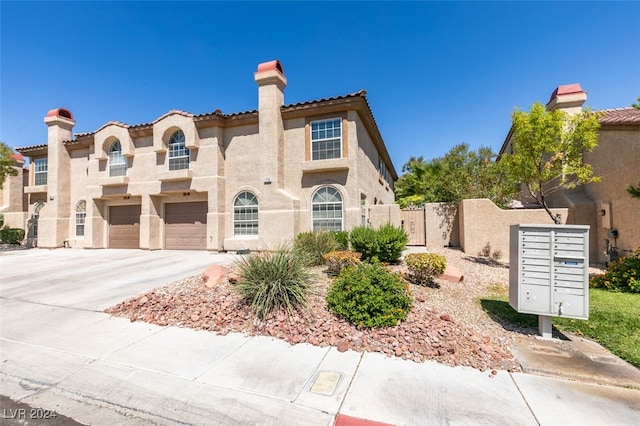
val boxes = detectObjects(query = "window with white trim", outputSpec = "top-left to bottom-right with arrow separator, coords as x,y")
312,186 -> 343,231
108,140 -> 126,177
234,192 -> 258,235
168,130 -> 189,170
311,118 -> 342,160
75,201 -> 86,236
34,158 -> 48,185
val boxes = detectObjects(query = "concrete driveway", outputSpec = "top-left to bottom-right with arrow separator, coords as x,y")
0,248 -> 237,311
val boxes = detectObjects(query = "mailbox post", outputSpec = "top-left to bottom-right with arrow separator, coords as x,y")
509,224 -> 590,338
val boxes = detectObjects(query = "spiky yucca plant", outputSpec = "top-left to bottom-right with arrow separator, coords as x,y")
233,247 -> 311,320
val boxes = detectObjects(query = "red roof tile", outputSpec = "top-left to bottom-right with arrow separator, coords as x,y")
599,107 -> 640,125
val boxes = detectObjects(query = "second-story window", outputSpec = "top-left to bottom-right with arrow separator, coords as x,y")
168,130 -> 189,170
311,118 -> 342,160
109,140 -> 127,177
34,158 -> 48,185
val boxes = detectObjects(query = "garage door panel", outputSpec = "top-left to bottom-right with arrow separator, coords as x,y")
109,205 -> 141,249
165,202 -> 207,250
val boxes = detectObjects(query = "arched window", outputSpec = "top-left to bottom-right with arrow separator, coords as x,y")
108,140 -> 126,177
234,192 -> 258,235
75,201 -> 86,236
168,130 -> 189,170
32,202 -> 45,238
312,186 -> 343,231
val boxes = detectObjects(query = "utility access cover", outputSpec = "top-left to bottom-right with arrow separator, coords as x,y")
310,371 -> 340,396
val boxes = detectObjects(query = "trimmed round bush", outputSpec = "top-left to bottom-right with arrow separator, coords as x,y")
327,262 -> 412,328
405,252 -> 447,285
233,247 -> 311,319
0,228 -> 25,245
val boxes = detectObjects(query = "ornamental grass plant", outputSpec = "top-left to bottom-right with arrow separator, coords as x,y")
233,247 -> 311,320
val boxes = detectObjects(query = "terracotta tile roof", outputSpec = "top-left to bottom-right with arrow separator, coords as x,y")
15,143 -> 48,153
598,107 -> 640,126
282,90 -> 368,110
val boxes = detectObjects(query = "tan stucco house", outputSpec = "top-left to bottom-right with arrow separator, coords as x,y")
499,84 -> 640,264
8,60 -> 397,251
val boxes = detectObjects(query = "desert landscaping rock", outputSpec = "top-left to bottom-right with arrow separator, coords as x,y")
105,247 -> 522,372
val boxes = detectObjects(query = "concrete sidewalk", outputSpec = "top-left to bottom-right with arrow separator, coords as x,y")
1,249 -> 639,425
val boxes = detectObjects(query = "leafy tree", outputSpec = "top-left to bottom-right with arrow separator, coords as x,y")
627,182 -> 640,199
500,102 -> 601,223
632,96 -> 640,110
395,144 -> 518,208
0,142 -> 19,189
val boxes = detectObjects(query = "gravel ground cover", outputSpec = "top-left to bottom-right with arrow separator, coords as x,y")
105,246 -> 523,372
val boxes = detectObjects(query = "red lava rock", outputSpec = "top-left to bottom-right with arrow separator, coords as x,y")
103,270 -> 521,373
337,339 -> 350,352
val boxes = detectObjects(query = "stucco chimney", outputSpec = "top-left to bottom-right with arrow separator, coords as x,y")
255,60 -> 287,188
39,107 -> 75,248
546,84 -> 587,115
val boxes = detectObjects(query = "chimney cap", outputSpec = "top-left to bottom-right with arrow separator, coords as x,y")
548,84 -> 585,103
46,107 -> 74,120
256,60 -> 284,76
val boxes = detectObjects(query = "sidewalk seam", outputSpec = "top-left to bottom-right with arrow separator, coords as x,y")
509,372 -> 541,426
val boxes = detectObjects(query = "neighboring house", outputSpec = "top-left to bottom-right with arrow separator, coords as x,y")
498,84 -> 640,264
14,60 -> 397,251
0,153 -> 28,230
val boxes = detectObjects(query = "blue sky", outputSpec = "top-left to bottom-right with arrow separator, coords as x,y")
1,1 -> 639,173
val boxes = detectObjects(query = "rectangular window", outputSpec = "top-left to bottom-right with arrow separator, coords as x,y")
311,118 -> 342,160
109,153 -> 127,177
234,207 -> 259,235
169,146 -> 190,170
34,158 -> 48,185
76,212 -> 86,236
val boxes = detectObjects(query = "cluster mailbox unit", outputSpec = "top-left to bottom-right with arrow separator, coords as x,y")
509,224 -> 590,338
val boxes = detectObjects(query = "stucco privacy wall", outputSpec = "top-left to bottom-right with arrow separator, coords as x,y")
425,202 -> 460,248
458,199 -> 567,263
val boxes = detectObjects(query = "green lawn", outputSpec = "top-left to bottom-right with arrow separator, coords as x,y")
479,285 -> 640,368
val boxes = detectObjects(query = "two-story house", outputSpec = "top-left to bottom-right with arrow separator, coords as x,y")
16,60 -> 397,251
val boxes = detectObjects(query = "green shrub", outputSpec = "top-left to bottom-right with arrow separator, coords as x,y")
0,228 -> 25,245
323,250 -> 361,276
332,231 -> 350,251
405,252 -> 447,285
590,248 -> 640,293
376,224 -> 409,263
233,247 -> 312,319
294,231 -> 341,266
327,262 -> 412,328
349,226 -> 379,261
349,224 -> 408,263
